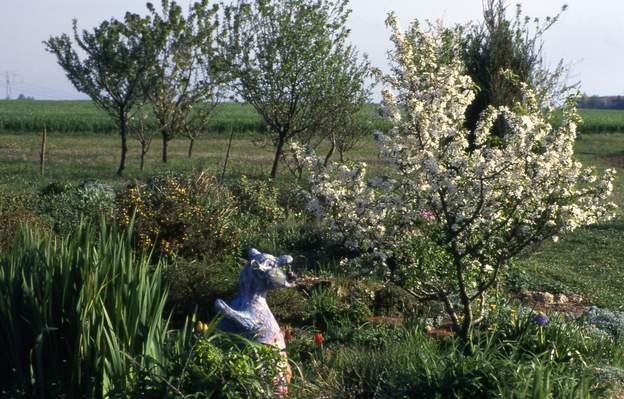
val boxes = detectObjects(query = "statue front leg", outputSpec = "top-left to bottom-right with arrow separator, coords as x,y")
214,299 -> 257,331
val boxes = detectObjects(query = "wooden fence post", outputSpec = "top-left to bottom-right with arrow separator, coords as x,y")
40,125 -> 47,176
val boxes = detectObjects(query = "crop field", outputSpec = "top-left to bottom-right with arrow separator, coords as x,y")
0,100 -> 389,135
1,99 -> 623,135
578,108 -> 624,133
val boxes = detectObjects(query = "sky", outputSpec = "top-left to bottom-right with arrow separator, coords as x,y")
0,0 -> 622,100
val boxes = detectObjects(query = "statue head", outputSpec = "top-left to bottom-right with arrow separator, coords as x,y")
240,248 -> 296,294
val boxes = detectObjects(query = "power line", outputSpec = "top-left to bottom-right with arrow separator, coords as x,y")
2,71 -> 21,100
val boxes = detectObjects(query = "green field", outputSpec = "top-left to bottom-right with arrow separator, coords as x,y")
1,99 -> 623,135
0,100 -> 389,135
578,108 -> 624,133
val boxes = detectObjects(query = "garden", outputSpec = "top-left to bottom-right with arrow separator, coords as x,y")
1,0 -> 624,398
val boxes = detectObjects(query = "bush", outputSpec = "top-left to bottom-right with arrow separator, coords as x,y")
126,319 -> 285,399
183,335 -> 283,398
38,181 -> 115,234
165,257 -> 240,324
230,175 -> 285,222
116,172 -> 241,260
0,189 -> 48,251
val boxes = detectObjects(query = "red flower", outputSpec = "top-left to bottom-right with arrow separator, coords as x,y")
314,332 -> 324,346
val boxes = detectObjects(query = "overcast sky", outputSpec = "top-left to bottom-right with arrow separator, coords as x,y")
0,0 -> 622,100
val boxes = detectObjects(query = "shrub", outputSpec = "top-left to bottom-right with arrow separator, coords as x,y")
128,319 -> 284,399
230,175 -> 284,222
116,172 -> 241,260
38,181 -> 115,234
0,189 -> 47,251
183,335 -> 283,398
165,257 -> 240,324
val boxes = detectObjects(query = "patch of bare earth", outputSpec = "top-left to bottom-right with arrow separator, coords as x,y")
601,152 -> 624,168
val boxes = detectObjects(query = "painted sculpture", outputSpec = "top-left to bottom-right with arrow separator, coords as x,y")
214,248 -> 296,395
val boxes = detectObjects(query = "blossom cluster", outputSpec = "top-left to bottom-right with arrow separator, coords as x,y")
298,13 -> 616,300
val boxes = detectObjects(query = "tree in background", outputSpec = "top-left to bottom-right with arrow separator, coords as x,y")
143,0 -> 225,163
222,0 -> 357,178
128,105 -> 154,171
462,0 -> 574,145
318,44 -> 371,165
45,14 -> 154,176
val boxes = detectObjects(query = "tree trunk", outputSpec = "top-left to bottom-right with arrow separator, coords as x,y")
270,133 -> 286,178
324,132 -> 336,166
162,134 -> 169,163
140,146 -> 146,171
188,138 -> 194,158
117,111 -> 128,176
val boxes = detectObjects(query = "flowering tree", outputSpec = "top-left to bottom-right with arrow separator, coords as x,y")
297,14 -> 616,341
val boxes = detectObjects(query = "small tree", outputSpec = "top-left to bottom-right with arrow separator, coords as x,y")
298,15 -> 616,342
143,0 -> 224,163
318,46 -> 371,165
128,106 -> 154,171
222,0 -> 354,178
45,14 -> 153,176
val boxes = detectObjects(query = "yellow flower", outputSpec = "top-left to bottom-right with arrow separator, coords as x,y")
489,303 -> 497,311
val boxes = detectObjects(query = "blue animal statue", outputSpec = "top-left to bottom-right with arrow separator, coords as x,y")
214,248 -> 296,395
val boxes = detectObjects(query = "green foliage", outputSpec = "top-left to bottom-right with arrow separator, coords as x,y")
462,0 -> 572,140
230,175 -> 285,222
222,0 -> 364,177
306,311 -> 621,398
38,181 -> 116,234
165,257 -> 240,323
307,286 -> 373,333
182,335 -> 283,398
44,11 -> 156,175
141,0 -> 225,162
115,171 -> 241,260
0,221 -> 170,398
0,189 -> 48,251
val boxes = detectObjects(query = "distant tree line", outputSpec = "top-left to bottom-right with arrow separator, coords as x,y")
576,95 -> 624,110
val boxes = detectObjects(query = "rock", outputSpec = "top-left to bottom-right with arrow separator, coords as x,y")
534,291 -> 554,304
568,293 -> 584,304
554,293 -> 568,304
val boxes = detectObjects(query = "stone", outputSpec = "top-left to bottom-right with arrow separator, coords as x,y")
554,293 -> 568,304
215,248 -> 297,397
534,291 -> 554,304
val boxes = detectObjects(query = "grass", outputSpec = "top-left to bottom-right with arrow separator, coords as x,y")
0,131 -> 389,192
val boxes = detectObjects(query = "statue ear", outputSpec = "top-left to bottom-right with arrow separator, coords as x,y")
277,255 -> 293,265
